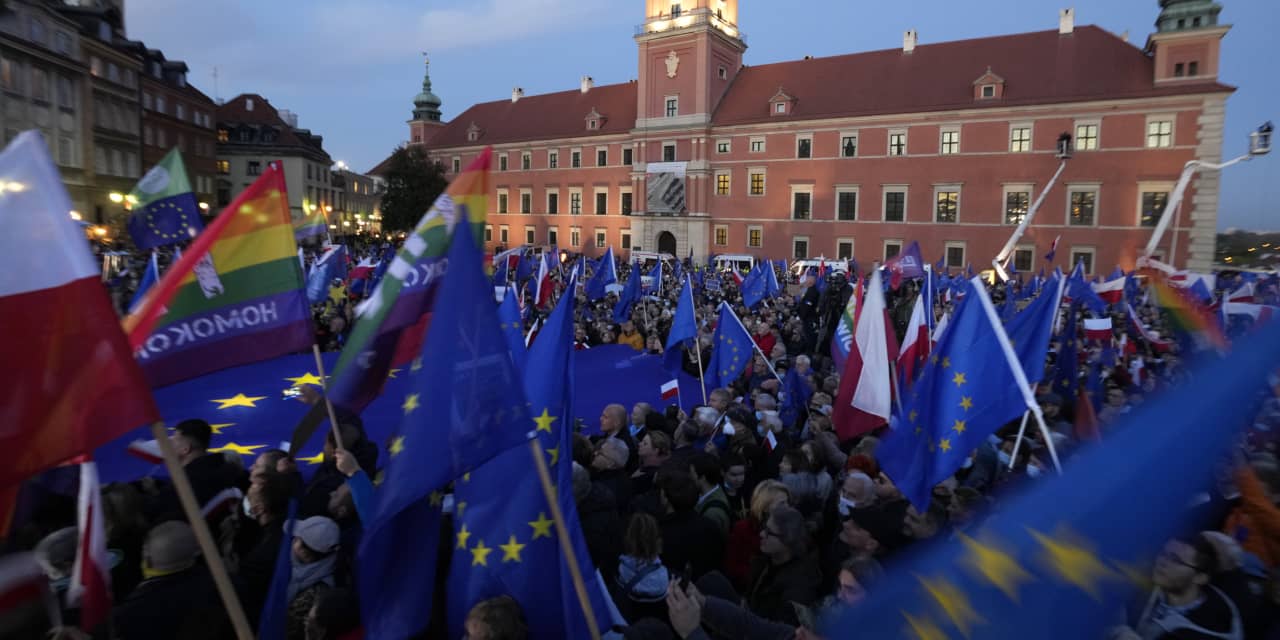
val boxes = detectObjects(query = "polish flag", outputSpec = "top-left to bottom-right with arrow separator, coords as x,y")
897,292 -> 931,385
66,461 -> 111,631
1224,302 -> 1278,324
1092,276 -> 1126,304
348,256 -> 377,281
660,379 -> 680,400
126,440 -> 164,465
833,269 -> 894,441
534,257 -> 552,308
1125,303 -> 1171,353
0,132 -> 159,488
1083,317 -> 1113,341
932,312 -> 950,345
0,553 -> 54,626
1226,282 -> 1256,304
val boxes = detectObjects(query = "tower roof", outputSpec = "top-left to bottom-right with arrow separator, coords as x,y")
1155,0 -> 1223,32
413,56 -> 443,122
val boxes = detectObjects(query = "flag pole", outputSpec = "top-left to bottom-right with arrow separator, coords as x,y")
1007,410 -> 1031,469
310,344 -> 346,449
527,439 -> 602,640
148,422 -> 254,640
693,338 -> 709,405
722,302 -> 784,385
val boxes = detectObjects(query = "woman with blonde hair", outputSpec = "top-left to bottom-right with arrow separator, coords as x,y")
724,479 -> 792,592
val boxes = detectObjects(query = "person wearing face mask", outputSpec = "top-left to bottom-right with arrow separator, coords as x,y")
238,474 -> 295,625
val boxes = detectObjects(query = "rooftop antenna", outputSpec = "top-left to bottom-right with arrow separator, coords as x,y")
212,66 -> 220,104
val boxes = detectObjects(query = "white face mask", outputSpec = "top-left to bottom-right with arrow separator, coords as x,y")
997,451 -> 1012,466
1026,464 -> 1043,479
242,496 -> 254,518
960,456 -> 974,470
838,497 -> 857,515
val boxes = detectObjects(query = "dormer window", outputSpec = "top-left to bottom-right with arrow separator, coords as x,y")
775,103 -> 786,114
769,88 -> 795,117
588,120 -> 598,130
585,108 -> 606,131
466,123 -> 482,142
972,67 -> 1005,101
981,85 -> 995,98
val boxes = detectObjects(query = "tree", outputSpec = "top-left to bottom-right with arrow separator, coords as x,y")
379,145 -> 448,233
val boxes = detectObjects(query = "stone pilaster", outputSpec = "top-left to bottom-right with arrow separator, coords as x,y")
1186,94 -> 1227,271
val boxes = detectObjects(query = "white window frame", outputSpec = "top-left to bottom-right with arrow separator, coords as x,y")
883,239 -> 904,263
932,184 -> 962,224
888,129 -> 907,156
452,157 -> 461,173
525,225 -> 536,245
790,185 -> 814,220
546,188 -> 560,214
596,146 -> 609,167
1145,114 -> 1175,149
548,227 -> 558,245
519,188 -> 533,214
496,188 -> 509,215
1066,183 -> 1101,227
836,238 -> 855,260
661,141 -> 677,162
795,133 -> 813,159
1074,119 -> 1100,152
981,84 -> 996,98
1009,123 -> 1033,153
716,138 -> 731,154
747,225 -> 763,249
749,136 -> 765,153
834,185 -> 859,221
619,187 -> 633,215
498,153 -> 509,171
1001,183 -> 1034,226
485,225 -> 494,242
714,170 -> 732,196
568,187 -> 583,215
792,235 -> 810,259
939,127 -> 961,155
621,229 -> 632,250
499,225 -> 510,244
664,95 -> 679,118
521,152 -> 532,170
593,187 -> 610,215
570,226 -> 582,247
839,131 -> 859,158
713,224 -> 729,247
548,150 -> 559,169
882,185 -> 909,222
1012,245 -> 1036,273
595,229 -> 607,249
944,242 -> 967,269
1136,180 -> 1175,228
748,167 -> 766,197
1069,247 -> 1096,275
570,148 -> 582,168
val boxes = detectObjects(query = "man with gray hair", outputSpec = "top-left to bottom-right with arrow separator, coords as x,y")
747,504 -> 822,626
594,403 -> 638,472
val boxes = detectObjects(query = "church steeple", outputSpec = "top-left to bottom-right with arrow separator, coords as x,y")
412,54 -> 443,123
1155,0 -> 1223,33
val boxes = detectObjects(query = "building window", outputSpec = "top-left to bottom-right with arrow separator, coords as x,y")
665,97 -> 678,118
1013,248 -> 1034,273
662,144 -> 676,162
56,75 -> 72,108
716,172 -> 730,196
945,244 -> 966,269
1174,63 -> 1185,78
571,151 -> 581,168
143,126 -> 153,146
622,148 -> 633,165
749,171 -> 765,196
547,192 -> 559,214
217,160 -> 229,174
1070,249 -> 1094,275
750,137 -> 765,153
1010,126 -> 1031,153
547,150 -> 559,169
748,227 -> 762,248
1146,119 -> 1173,148
595,191 -> 607,215
837,240 -> 854,260
940,130 -> 960,155
485,225 -> 493,243
155,95 -> 166,114
214,126 -> 226,141
157,129 -> 167,148
596,231 -> 607,248
1140,191 -> 1169,227
570,228 -> 580,247
1075,123 -> 1098,151
497,192 -> 509,214
716,140 -> 730,154
884,241 -> 902,261
570,191 -> 582,215
793,237 -> 809,259
521,153 -> 531,170
1069,189 -> 1097,226
836,190 -> 857,221
30,68 -> 48,102
1189,61 -> 1199,76
597,149 -> 607,166
714,226 -> 728,246
775,102 -> 786,114
621,231 -> 632,249
796,136 -> 812,159
621,191 -> 632,215
1004,191 -> 1030,225
841,135 -> 858,158
526,228 -> 536,244
792,191 -> 812,220
247,161 -> 261,176
888,132 -> 906,156
452,158 -> 461,173
500,226 -> 510,244
981,85 -> 995,98
884,190 -> 906,222
935,190 -> 958,223
499,155 -> 508,171
521,192 -> 532,214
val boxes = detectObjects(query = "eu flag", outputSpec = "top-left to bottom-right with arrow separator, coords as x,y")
877,279 -> 1032,510
1003,273 -> 1064,386
1067,261 -> 1108,314
613,260 -> 642,323
1051,304 -> 1080,398
358,214 -> 532,638
126,148 -> 204,250
823,322 -> 1280,640
585,247 -> 617,301
499,286 -> 527,373
664,276 -> 697,374
740,265 -> 768,309
306,245 -> 347,304
704,301 -> 754,391
447,275 -> 613,638
764,261 -> 781,298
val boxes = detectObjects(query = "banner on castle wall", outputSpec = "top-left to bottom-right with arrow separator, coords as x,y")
646,162 -> 687,215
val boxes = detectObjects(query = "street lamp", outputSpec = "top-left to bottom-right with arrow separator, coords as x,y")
199,202 -> 210,211
69,210 -> 81,221
992,132 -> 1073,281
108,192 -> 124,203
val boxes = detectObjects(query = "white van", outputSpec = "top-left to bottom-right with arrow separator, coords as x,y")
713,254 -> 755,273
788,258 -> 849,278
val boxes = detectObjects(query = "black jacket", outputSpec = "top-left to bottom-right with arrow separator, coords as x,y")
300,438 -> 378,518
659,510 -> 725,580
145,453 -> 246,523
746,552 -> 823,627
578,482 -> 624,585
592,467 -> 634,513
114,565 -> 221,640
238,515 -> 285,625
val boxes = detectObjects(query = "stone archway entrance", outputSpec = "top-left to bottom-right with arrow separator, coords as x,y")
657,230 -> 677,255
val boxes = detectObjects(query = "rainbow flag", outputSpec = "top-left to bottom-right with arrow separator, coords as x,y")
326,148 -> 491,411
125,162 -> 313,387
294,208 -> 328,242
1150,277 -> 1228,351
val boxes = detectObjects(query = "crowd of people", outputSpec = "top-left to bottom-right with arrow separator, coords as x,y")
6,248 -> 1280,639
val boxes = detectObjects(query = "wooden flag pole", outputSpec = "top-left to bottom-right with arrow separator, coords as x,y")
311,344 -> 346,449
148,422 -> 253,640
692,335 -> 709,405
1007,410 -> 1031,469
528,438 -> 602,640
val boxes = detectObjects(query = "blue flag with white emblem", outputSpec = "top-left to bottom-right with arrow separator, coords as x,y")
877,278 -> 1031,510
447,275 -> 613,638
358,213 -> 532,638
824,322 -> 1280,640
704,301 -> 754,391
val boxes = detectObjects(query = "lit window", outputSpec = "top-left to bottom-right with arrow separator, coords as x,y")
888,132 -> 906,156
1075,124 -> 1098,151
716,173 -> 730,195
1004,191 -> 1030,225
935,191 -> 958,223
1140,191 -> 1169,227
1010,127 -> 1031,153
714,226 -> 728,246
748,228 -> 762,248
1146,120 -> 1173,148
749,172 -> 765,196
1069,190 -> 1096,226
940,130 -> 960,155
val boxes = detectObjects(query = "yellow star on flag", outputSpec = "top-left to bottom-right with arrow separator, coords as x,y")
456,524 -> 472,550
462,473 -> 471,483
959,396 -> 973,411
1029,528 -> 1115,600
957,532 -> 1034,602
942,357 -> 952,368
533,409 -> 557,433
500,535 -> 526,563
456,501 -> 467,518
916,574 -> 985,636
401,393 -> 420,414
939,438 -> 952,453
297,452 -> 325,465
470,539 -> 493,566
211,394 -> 267,409
387,368 -> 403,379
390,436 -> 405,457
410,357 -> 424,372
547,446 -> 560,466
429,491 -> 444,507
210,442 -> 266,456
908,410 -> 919,423
952,419 -> 967,434
528,512 -> 553,539
284,372 -> 324,386
208,423 -> 234,435
930,354 -> 939,365
901,611 -> 948,640
952,372 -> 967,387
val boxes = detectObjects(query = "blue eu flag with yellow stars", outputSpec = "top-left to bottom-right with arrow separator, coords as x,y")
447,274 -> 614,638
1002,273 -> 1064,386
877,278 -> 1032,511
498,285 -> 527,373
740,264 -> 768,309
358,212 -> 533,639
823,322 -> 1280,640
125,148 -> 204,250
704,301 -> 754,391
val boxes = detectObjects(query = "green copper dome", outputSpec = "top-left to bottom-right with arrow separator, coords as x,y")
1155,0 -> 1223,33
413,57 -> 442,122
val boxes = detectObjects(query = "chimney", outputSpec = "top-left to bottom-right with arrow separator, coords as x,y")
512,87 -> 524,103
903,30 -> 918,53
580,76 -> 594,93
1059,8 -> 1075,35
1120,29 -> 1129,43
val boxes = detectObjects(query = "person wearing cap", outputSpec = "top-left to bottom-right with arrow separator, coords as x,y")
287,516 -> 341,639
143,418 -> 247,524
114,521 -> 222,640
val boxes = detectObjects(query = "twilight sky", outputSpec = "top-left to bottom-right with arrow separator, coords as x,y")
126,0 -> 1278,230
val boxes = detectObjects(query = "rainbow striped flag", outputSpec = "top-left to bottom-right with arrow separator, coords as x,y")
1150,277 -> 1228,351
126,161 -> 313,387
294,208 -> 328,242
326,148 -> 491,411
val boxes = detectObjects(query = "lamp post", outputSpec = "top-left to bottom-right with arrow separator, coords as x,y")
991,132 -> 1074,282
1139,122 -> 1273,268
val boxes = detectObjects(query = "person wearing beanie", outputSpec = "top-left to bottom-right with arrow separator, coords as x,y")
287,516 -> 341,640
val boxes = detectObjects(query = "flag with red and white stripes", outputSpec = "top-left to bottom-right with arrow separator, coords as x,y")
660,379 -> 679,401
66,461 -> 111,631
